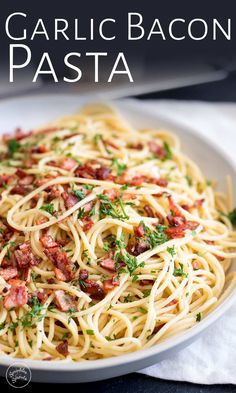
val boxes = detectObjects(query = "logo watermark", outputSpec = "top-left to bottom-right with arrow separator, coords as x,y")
6,362 -> 31,388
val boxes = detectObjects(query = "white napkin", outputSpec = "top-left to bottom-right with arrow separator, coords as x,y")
136,100 -> 236,384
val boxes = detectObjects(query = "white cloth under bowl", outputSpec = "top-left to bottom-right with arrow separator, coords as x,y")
137,100 -> 236,385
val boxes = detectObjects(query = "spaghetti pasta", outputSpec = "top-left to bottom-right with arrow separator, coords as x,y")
0,103 -> 235,361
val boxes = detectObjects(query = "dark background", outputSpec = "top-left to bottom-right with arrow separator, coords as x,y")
0,0 -> 236,392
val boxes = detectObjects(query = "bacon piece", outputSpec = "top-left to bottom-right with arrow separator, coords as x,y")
37,289 -> 50,304
31,145 -> 49,154
56,341 -> 69,357
61,191 -> 79,209
167,214 -> 186,227
135,223 -> 146,238
75,164 -> 96,179
81,217 -> 94,231
60,158 -> 77,171
128,143 -> 143,150
129,176 -> 146,187
0,267 -> 18,281
23,267 -> 32,283
4,279 -> 28,310
103,188 -> 119,201
79,271 -> 105,300
0,175 -> 14,187
181,204 -> 190,211
14,242 -> 40,268
167,299 -> 178,306
168,196 -> 185,218
139,279 -> 154,286
3,128 -> 32,143
23,157 -> 36,168
100,251 -> 116,272
79,269 -> 89,281
153,178 -> 168,187
10,185 -> 32,196
40,235 -> 58,248
204,240 -> 215,245
165,226 -> 185,239
96,166 -> 111,180
18,175 -> 35,186
193,199 -> 205,208
83,201 -> 94,214
55,267 -> 68,281
148,141 -> 166,160
187,221 -> 199,230
44,247 -> 74,282
192,261 -> 200,270
103,275 -> 120,292
144,205 -> 155,218
129,239 -> 150,256
54,290 -> 76,312
216,255 -> 225,262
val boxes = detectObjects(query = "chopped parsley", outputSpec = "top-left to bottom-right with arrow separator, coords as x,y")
196,313 -> 201,322
40,203 -> 55,215
86,329 -> 95,335
98,194 -> 129,221
0,322 -> 5,330
163,142 -> 172,160
227,208 -> 236,226
72,186 -> 85,201
145,224 -> 169,249
7,139 -> 21,158
20,297 -> 44,328
167,246 -> 176,257
77,207 -> 85,219
112,158 -> 127,176
173,263 -> 188,278
9,322 -> 19,331
185,175 -> 193,186
138,307 -> 148,314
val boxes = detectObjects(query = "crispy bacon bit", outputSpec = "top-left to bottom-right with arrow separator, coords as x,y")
193,199 -> 205,208
83,201 -> 94,214
96,166 -> 111,180
204,240 -> 215,245
0,267 -> 18,281
3,128 -> 32,143
23,157 -> 36,168
165,226 -> 185,239
168,196 -> 184,218
23,267 -> 32,283
75,164 -> 96,179
37,289 -> 50,304
40,235 -> 58,248
31,145 -> 49,154
79,269 -> 89,281
167,299 -> 178,306
44,248 -> 74,282
153,178 -> 168,187
14,242 -> 40,268
128,143 -> 143,150
81,217 -> 94,231
148,141 -> 166,160
56,341 -> 69,357
62,191 -> 79,209
216,255 -> 225,262
100,251 -> 116,272
181,204 -> 190,211
167,214 -> 185,227
60,158 -> 77,171
192,261 -> 200,270
0,175 -> 14,187
79,270 -> 105,300
55,268 -> 67,281
129,239 -> 150,256
103,275 -> 120,292
103,188 -> 119,201
144,205 -> 155,218
135,223 -> 146,238
139,279 -> 154,286
128,176 -> 146,187
54,290 -> 76,312
18,175 -> 35,186
10,185 -> 32,196
4,279 -> 28,310
187,221 -> 199,230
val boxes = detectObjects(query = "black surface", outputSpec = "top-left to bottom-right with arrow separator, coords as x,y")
1,75 -> 236,392
1,373 -> 236,392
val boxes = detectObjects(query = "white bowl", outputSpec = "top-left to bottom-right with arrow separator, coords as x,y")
0,96 -> 235,383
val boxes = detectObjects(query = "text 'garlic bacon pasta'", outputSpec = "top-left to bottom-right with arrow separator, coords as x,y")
0,103 -> 235,361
